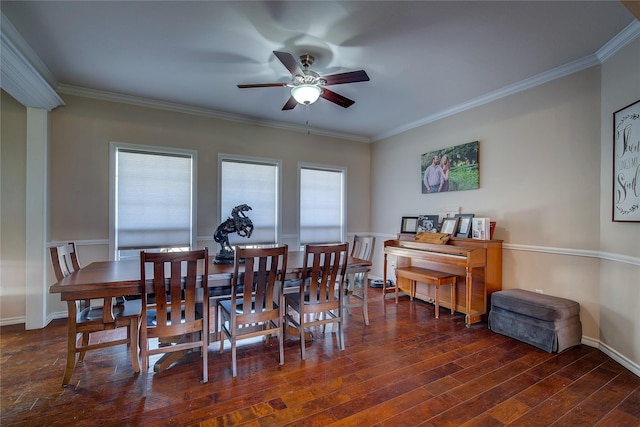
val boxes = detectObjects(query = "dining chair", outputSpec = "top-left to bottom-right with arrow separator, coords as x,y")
343,235 -> 376,325
218,245 -> 288,377
285,243 -> 348,360
139,248 -> 209,389
49,242 -> 140,386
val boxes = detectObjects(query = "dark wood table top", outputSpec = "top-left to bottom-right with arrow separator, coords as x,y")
50,252 -> 371,301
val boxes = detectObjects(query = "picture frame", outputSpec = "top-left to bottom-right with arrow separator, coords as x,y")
454,213 -> 474,238
613,99 -> 640,221
440,217 -> 460,235
400,216 -> 419,234
417,214 -> 440,233
421,141 -> 479,194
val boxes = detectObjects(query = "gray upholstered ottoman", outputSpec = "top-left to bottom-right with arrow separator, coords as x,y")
488,289 -> 582,353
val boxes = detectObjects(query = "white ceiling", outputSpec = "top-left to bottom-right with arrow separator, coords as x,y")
1,1 -> 637,142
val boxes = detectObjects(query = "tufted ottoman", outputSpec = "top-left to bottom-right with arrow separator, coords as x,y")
488,289 -> 582,353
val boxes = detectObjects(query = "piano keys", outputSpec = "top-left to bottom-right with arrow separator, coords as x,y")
384,236 -> 503,325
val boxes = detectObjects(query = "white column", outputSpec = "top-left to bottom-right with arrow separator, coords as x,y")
25,107 -> 48,330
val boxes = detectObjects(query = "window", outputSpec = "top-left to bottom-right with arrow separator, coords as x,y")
219,154 -> 280,245
299,164 -> 346,246
110,143 -> 196,260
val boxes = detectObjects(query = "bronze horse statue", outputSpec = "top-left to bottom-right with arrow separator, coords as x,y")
213,204 -> 254,264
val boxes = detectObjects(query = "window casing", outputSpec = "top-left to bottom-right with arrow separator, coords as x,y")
110,143 -> 197,260
218,154 -> 281,246
298,163 -> 346,247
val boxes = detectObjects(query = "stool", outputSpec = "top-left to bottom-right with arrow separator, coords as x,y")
488,289 -> 582,353
394,266 -> 457,318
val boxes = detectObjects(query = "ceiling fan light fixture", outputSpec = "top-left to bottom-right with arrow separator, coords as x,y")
291,84 -> 321,105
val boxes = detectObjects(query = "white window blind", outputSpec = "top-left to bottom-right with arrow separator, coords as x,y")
115,148 -> 194,253
299,166 -> 345,245
220,157 -> 279,245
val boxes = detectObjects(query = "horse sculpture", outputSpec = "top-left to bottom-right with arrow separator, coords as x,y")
213,204 -> 254,264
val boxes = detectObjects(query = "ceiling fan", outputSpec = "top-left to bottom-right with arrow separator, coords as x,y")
237,51 -> 369,110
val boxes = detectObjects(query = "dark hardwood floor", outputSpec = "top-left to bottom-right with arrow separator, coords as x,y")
2,287 -> 639,426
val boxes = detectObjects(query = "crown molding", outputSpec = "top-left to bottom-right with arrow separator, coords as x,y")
373,20 -> 640,142
597,20 -> 640,62
56,84 -> 371,143
0,12 -> 64,111
373,55 -> 601,142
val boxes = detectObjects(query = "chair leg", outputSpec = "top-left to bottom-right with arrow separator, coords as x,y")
140,327 -> 148,397
299,317 -> 306,361
211,301 -> 219,343
231,336 -> 237,377
218,304 -> 225,353
202,335 -> 208,384
337,319 -> 344,351
63,330 -> 77,386
362,285 -> 370,326
278,321 -> 284,366
77,332 -> 90,362
129,319 -> 141,373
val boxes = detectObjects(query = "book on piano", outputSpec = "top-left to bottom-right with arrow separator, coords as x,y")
472,218 -> 490,240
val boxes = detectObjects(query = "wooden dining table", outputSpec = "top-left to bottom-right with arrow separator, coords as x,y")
50,251 -> 372,372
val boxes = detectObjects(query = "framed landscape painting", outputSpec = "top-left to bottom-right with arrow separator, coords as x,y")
421,141 -> 479,194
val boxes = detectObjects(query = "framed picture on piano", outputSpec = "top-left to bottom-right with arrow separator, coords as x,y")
440,217 -> 460,235
400,216 -> 419,234
455,213 -> 474,238
417,215 -> 440,233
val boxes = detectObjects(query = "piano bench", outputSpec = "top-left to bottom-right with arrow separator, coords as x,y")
488,289 -> 582,353
394,266 -> 457,319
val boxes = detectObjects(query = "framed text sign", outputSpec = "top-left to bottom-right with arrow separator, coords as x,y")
613,99 -> 640,222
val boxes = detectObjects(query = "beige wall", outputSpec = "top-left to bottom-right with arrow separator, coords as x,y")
371,42 -> 640,370
372,68 -> 602,248
599,37 -> 640,365
372,67 -> 602,338
44,94 -> 371,314
49,95 -> 372,243
0,90 -> 27,322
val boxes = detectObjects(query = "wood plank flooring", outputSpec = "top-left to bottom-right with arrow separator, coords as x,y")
2,287 -> 639,426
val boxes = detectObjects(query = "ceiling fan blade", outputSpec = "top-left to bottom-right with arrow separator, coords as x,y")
322,70 -> 370,86
273,51 -> 304,77
282,96 -> 297,110
320,88 -> 355,108
237,83 -> 288,88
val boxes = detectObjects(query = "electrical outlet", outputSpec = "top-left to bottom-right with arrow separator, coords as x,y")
535,289 -> 544,294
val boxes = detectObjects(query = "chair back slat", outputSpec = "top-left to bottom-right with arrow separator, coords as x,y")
219,245 -> 287,376
140,249 -> 209,331
139,248 -> 209,386
285,242 -> 349,360
49,241 -> 141,385
301,243 -> 348,308
50,242 -> 81,281
350,235 -> 376,287
232,245 -> 287,321
352,235 -> 376,262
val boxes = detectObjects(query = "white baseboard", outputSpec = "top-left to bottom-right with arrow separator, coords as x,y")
598,341 -> 640,377
0,315 -> 25,327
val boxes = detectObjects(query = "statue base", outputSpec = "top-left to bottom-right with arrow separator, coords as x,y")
213,251 -> 234,264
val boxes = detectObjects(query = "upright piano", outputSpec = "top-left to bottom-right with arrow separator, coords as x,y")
384,235 -> 503,325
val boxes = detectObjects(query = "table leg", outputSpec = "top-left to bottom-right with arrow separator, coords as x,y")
153,335 -> 190,373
